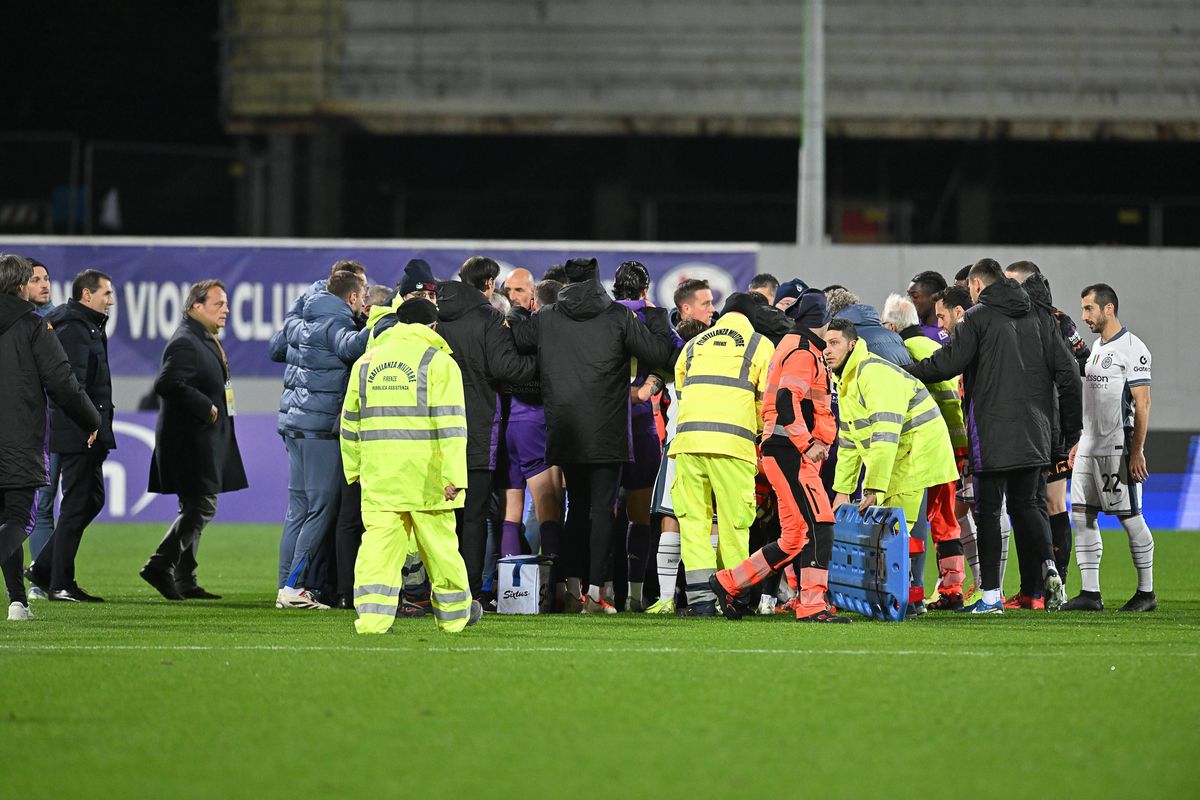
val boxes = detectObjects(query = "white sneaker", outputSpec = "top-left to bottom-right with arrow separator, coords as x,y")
27,586 -> 48,602
276,587 -> 330,610
8,602 -> 34,621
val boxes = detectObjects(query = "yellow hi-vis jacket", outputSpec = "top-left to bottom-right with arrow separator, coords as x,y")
832,338 -> 958,497
341,322 -> 469,512
899,329 -> 969,458
668,312 -> 774,464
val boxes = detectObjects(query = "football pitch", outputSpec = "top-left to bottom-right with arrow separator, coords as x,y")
2,524 -> 1197,798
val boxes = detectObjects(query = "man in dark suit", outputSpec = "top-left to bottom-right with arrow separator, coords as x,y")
28,269 -> 116,602
140,279 -> 248,600
0,254 -> 100,620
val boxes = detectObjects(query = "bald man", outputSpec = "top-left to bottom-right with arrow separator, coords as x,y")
506,268 -> 536,312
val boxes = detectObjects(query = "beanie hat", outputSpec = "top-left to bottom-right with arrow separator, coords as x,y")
564,257 -> 599,283
398,259 -> 437,296
720,291 -> 759,320
395,297 -> 438,326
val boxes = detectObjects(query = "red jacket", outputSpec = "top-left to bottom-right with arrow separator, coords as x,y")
761,332 -> 834,453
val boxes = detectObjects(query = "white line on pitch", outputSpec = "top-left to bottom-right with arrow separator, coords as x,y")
0,643 -> 1195,658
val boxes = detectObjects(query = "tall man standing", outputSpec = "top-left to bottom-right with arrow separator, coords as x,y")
29,270 -> 116,602
435,257 -> 536,598
22,259 -> 59,578
907,270 -> 951,344
140,280 -> 248,600
1065,284 -> 1156,612
0,255 -> 99,621
908,259 -> 1080,614
670,293 -> 774,615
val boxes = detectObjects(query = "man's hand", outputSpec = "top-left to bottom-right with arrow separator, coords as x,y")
633,382 -> 655,403
804,442 -> 829,464
833,492 -> 851,510
1067,441 -> 1079,469
444,483 -> 461,501
1128,448 -> 1149,483
87,430 -> 98,448
857,489 -> 879,513
209,405 -> 219,424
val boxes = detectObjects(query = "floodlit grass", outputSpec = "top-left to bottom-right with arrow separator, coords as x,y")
2,524 -> 1197,798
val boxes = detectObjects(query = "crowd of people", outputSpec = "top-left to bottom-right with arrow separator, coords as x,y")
0,250 -> 1157,631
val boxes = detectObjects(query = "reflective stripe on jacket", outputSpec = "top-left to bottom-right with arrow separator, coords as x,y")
341,322 -> 468,512
900,327 -> 968,456
760,332 -> 835,452
832,338 -> 958,497
669,312 -> 774,464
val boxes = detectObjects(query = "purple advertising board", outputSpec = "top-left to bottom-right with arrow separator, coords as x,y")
0,238 -> 759,377
95,413 -> 286,524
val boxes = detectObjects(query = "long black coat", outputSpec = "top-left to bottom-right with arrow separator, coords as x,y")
435,281 -> 536,471
45,299 -> 116,453
514,279 -> 676,465
907,279 -> 1080,474
0,294 -> 100,489
148,316 -> 248,496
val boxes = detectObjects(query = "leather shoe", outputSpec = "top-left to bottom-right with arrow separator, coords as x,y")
50,586 -> 105,603
139,565 -> 184,600
24,564 -> 49,593
178,586 -> 222,600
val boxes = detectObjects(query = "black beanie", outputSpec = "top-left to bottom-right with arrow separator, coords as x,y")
398,259 -> 437,295
564,257 -> 599,283
395,297 -> 438,326
720,291 -> 759,320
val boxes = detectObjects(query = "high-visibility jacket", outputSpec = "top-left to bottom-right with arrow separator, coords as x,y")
340,322 -> 468,512
760,331 -> 835,454
832,338 -> 958,497
669,312 -> 774,464
899,327 -> 968,458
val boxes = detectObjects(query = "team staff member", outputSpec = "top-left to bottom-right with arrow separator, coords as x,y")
0,255 -> 100,622
29,270 -> 117,602
341,298 -> 481,634
670,293 -> 773,615
24,259 -> 61,579
710,289 -> 849,623
141,280 -> 248,601
825,319 -> 959,612
1065,284 -> 1156,612
908,259 -> 1080,614
882,294 -> 967,610
513,258 -> 676,613
436,257 -> 536,599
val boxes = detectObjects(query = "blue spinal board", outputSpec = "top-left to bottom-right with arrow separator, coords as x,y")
829,504 -> 910,622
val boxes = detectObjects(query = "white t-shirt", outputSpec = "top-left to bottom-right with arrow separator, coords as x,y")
1078,327 -> 1151,457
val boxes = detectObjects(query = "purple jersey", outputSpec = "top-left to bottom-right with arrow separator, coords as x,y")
921,322 -> 950,345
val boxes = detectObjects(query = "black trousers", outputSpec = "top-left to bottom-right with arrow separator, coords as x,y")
561,462 -> 622,588
146,494 -> 218,589
0,487 -> 36,603
335,479 -> 364,596
455,468 -> 494,597
975,467 -> 1053,592
36,447 -> 108,591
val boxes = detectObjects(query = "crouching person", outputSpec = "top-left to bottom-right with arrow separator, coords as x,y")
340,298 -> 482,634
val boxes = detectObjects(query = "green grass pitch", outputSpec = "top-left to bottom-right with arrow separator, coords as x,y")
2,524 -> 1197,798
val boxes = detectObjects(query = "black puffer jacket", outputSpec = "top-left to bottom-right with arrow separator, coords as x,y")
45,299 -> 115,453
0,294 -> 100,489
435,281 -> 536,471
1019,274 -> 1084,457
907,278 -> 1080,474
514,275 -> 676,465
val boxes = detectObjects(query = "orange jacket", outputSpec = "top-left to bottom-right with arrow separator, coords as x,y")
761,332 -> 834,453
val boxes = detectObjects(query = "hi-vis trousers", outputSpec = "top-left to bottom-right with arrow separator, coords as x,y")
671,453 -> 755,605
356,508 -> 471,634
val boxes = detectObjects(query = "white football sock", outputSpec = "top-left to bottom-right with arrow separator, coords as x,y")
1121,514 -> 1155,592
1072,509 -> 1103,593
983,588 -> 1002,605
656,531 -> 681,603
958,512 -> 980,585
999,514 -> 1012,591
628,581 -> 643,607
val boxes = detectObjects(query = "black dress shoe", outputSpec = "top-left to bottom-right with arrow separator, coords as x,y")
333,594 -> 353,609
178,587 -> 222,600
139,565 -> 184,600
50,586 -> 105,603
24,564 -> 49,593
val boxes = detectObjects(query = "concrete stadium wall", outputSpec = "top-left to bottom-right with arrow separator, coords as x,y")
760,244 -> 1199,431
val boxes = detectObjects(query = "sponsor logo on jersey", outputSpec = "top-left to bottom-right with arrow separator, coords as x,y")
1139,355 -> 1148,365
